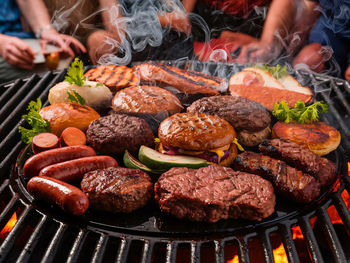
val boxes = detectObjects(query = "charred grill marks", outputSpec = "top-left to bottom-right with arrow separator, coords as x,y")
259,139 -> 336,187
150,62 -> 220,88
112,67 -> 126,87
234,151 -> 321,203
104,65 -> 118,85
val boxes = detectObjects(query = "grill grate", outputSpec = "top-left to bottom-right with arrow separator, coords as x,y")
0,63 -> 350,263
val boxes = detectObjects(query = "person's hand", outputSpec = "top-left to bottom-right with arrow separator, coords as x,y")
158,10 -> 191,35
233,40 -> 282,64
345,65 -> 350,82
0,35 -> 35,69
219,31 -> 256,44
40,28 -> 86,57
292,43 -> 329,73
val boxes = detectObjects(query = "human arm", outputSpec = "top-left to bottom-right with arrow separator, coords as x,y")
98,0 -> 126,41
16,0 -> 86,56
181,0 -> 197,13
234,0 -> 319,63
157,10 -> 191,35
156,0 -> 195,35
345,66 -> 350,82
0,34 -> 35,69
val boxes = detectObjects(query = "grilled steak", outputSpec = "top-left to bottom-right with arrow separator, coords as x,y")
155,165 -> 275,222
234,152 -> 321,203
86,114 -> 154,155
187,95 -> 270,132
133,62 -> 227,96
84,65 -> 139,93
81,167 -> 153,213
112,85 -> 183,115
259,139 -> 336,187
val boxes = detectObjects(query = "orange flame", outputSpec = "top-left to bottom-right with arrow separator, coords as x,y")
327,163 -> 350,225
0,212 -> 17,240
226,255 -> 239,263
226,162 -> 350,263
292,226 -> 304,240
273,243 -> 288,263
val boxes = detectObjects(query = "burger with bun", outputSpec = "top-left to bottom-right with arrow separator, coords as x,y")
187,95 -> 271,146
157,113 -> 238,166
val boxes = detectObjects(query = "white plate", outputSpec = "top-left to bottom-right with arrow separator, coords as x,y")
23,38 -> 60,64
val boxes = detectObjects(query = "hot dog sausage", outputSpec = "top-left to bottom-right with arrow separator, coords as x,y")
23,145 -> 96,178
38,156 -> 118,182
27,176 -> 89,216
32,132 -> 60,154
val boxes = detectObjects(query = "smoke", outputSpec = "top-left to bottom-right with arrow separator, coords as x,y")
49,0 -> 100,36
47,0 -> 346,79
95,0 -> 197,65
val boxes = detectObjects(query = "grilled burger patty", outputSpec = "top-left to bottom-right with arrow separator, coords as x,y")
259,139 -> 336,187
234,151 -> 321,203
154,165 -> 275,222
133,62 -> 226,95
81,167 -> 153,213
86,114 -> 154,155
187,95 -> 271,132
112,85 -> 183,115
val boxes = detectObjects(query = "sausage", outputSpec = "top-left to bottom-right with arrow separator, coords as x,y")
23,145 -> 96,178
259,139 -> 336,187
60,127 -> 87,147
32,132 -> 60,154
234,151 -> 321,203
38,156 -> 118,182
27,176 -> 89,216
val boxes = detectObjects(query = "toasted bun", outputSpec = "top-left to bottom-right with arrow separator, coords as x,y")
159,113 -> 236,150
39,102 -> 100,136
244,68 -> 313,95
112,85 -> 183,115
218,144 -> 238,167
272,121 -> 341,156
229,68 -> 313,111
237,126 -> 271,147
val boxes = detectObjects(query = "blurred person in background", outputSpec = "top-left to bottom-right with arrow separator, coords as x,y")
87,0 -> 193,65
0,0 -> 86,84
293,0 -> 350,81
181,0 -> 272,62
232,0 -> 350,81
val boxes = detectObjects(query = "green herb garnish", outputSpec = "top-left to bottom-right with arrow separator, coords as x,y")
65,58 -> 86,86
272,100 -> 329,124
18,98 -> 51,144
259,64 -> 288,79
67,90 -> 86,105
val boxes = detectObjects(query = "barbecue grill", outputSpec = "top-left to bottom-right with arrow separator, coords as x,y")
0,61 -> 349,263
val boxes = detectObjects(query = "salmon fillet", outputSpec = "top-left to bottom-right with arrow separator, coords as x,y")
84,65 -> 139,93
133,62 -> 227,95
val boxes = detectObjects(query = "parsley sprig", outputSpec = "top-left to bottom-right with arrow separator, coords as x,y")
272,100 -> 329,124
67,90 -> 86,105
65,58 -> 86,86
18,98 -> 51,144
259,64 -> 288,79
